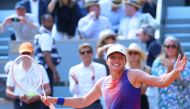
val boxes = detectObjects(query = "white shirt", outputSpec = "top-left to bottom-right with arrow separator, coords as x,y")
118,12 -> 158,40
6,64 -> 49,96
69,62 -> 107,97
78,14 -> 112,40
99,1 -> 125,31
29,0 -> 39,26
36,26 -> 53,52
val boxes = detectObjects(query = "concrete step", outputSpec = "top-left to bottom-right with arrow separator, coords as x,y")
0,56 -> 9,60
164,27 -> 190,34
167,6 -> 190,19
165,34 -> 190,42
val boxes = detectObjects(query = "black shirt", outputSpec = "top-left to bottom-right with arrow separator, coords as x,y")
52,2 -> 82,37
146,38 -> 161,67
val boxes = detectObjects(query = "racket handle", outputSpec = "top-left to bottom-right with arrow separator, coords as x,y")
49,103 -> 56,109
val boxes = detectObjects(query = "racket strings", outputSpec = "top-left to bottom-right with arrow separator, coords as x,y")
11,55 -> 56,109
20,56 -> 32,72
12,55 -> 43,93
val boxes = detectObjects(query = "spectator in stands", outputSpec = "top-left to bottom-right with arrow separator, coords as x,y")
69,43 -> 107,109
0,1 -> 38,41
6,42 -> 51,109
48,0 -> 82,40
96,29 -> 117,60
34,14 -> 60,99
77,0 -> 112,40
151,36 -> 190,109
136,25 -> 161,109
118,0 -> 158,40
141,0 -> 157,18
41,44 -> 187,109
95,29 -> 117,75
21,0 -> 49,26
99,0 -> 125,32
136,25 -> 161,67
126,43 -> 150,109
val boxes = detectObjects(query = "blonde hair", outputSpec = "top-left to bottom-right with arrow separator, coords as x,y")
126,52 -> 146,70
126,43 -> 147,69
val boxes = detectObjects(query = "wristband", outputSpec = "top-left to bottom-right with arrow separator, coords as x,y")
56,97 -> 65,105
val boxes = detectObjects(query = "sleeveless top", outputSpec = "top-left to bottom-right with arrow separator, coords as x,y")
101,69 -> 141,109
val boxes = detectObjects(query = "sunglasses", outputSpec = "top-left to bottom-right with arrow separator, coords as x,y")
80,50 -> 92,55
164,45 -> 176,49
128,51 -> 139,55
21,52 -> 31,55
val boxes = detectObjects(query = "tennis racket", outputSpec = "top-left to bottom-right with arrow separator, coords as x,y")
11,55 -> 55,109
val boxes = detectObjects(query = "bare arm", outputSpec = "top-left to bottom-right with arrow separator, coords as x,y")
43,83 -> 51,96
48,0 -> 58,13
134,55 -> 187,87
69,71 -> 79,94
0,17 -> 13,32
141,66 -> 151,94
21,17 -> 38,29
6,86 -> 17,100
23,83 -> 51,104
42,78 -> 104,108
6,86 -> 30,104
43,51 -> 60,83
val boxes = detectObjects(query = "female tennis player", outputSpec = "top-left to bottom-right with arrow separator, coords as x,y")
41,44 -> 187,109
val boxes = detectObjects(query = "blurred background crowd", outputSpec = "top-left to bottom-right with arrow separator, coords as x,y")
0,0 -> 190,109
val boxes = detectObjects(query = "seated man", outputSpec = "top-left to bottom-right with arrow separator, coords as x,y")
6,42 -> 51,109
77,0 -> 112,40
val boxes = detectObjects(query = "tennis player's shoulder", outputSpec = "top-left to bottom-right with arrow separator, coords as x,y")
128,69 -> 144,78
95,76 -> 108,87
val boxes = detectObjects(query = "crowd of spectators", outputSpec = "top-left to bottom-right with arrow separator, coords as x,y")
0,0 -> 158,41
1,0 -> 190,109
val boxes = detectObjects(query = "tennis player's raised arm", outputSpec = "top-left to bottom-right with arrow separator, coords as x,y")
41,78 -> 103,108
136,55 -> 187,87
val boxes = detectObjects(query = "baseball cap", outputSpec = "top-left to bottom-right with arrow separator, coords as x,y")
18,42 -> 34,54
106,44 -> 126,57
15,1 -> 26,9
